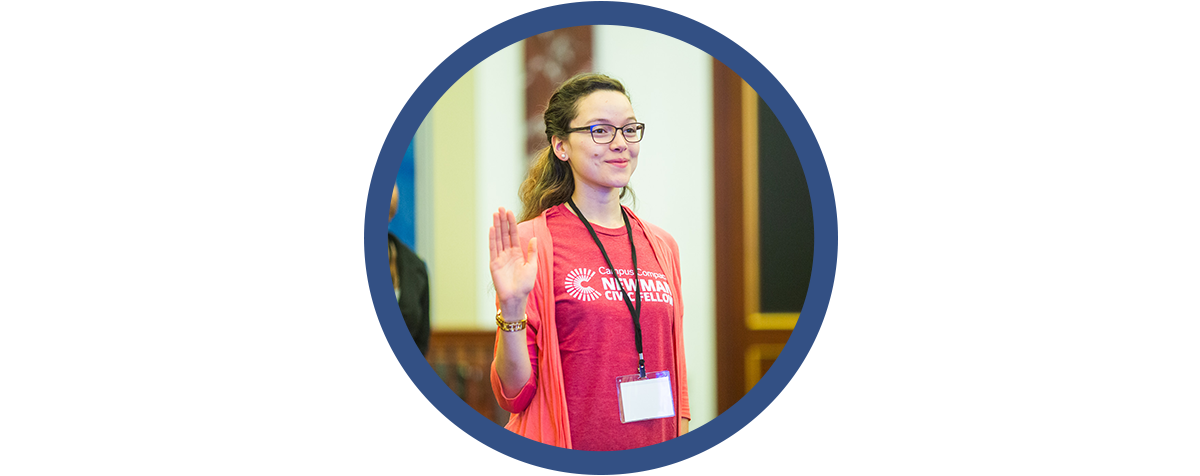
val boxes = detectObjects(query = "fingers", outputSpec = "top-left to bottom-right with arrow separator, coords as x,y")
488,224 -> 498,262
499,207 -> 512,250
507,209 -> 523,259
507,208 -> 520,247
492,210 -> 502,252
492,207 -> 526,260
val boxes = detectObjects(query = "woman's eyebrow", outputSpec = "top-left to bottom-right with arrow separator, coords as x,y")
581,116 -> 638,124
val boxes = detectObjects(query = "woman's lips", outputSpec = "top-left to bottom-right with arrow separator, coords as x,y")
606,159 -> 630,168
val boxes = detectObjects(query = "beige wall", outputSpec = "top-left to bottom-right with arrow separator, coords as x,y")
417,71 -> 478,329
594,25 -> 717,430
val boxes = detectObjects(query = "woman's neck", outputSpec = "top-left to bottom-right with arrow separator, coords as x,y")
568,187 -> 625,228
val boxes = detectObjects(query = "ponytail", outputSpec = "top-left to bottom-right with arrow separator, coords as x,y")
519,146 -> 575,222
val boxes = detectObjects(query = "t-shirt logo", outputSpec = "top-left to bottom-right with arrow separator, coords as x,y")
564,268 -> 601,301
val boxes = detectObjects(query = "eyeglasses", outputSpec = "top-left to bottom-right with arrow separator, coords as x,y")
566,122 -> 646,144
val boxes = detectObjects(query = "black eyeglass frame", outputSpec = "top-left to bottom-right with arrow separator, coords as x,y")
565,122 -> 646,144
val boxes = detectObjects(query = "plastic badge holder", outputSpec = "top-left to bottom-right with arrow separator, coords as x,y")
615,370 -> 675,424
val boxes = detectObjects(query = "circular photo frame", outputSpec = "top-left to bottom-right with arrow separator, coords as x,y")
365,2 -> 837,473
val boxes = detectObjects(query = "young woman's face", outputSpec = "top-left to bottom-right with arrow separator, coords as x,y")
555,90 -> 640,196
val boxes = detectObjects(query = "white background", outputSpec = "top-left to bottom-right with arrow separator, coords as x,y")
2,1 -> 1197,474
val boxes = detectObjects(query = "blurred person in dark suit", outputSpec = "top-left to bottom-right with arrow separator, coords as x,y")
389,184 -> 430,356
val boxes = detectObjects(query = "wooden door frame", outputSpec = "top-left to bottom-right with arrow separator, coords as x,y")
713,61 -> 797,414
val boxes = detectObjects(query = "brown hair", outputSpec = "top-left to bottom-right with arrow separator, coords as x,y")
518,73 -> 635,222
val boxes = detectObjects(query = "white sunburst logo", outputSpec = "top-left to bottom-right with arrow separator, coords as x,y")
564,268 -> 601,301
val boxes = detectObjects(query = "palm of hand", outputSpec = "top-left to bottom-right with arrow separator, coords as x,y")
489,208 -> 538,306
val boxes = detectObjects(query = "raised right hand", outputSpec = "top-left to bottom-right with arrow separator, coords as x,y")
488,207 -> 537,317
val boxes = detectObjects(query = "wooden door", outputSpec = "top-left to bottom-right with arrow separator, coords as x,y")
713,61 -> 815,414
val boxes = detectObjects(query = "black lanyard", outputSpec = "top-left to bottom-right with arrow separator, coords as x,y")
566,199 -> 646,378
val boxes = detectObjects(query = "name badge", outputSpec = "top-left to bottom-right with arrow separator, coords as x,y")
615,371 -> 675,423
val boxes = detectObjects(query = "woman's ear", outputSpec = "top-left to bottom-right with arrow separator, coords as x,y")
551,136 -> 568,161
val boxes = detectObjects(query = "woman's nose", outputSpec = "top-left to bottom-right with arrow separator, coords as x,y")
610,133 -> 628,150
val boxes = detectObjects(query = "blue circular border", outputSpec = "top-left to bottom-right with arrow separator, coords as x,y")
365,2 -> 838,473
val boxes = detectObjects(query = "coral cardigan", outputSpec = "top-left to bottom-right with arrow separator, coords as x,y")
489,206 -> 690,449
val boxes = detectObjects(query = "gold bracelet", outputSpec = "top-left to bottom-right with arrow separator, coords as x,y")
496,309 -> 527,332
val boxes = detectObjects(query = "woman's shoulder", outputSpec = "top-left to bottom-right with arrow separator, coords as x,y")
625,207 -> 678,251
516,208 -> 553,239
643,221 -> 678,251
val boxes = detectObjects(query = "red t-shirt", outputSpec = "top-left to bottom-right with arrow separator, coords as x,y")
523,203 -> 678,450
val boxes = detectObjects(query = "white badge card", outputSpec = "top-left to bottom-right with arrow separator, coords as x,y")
615,370 -> 675,423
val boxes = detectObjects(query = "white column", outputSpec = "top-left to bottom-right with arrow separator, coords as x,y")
595,25 -> 717,429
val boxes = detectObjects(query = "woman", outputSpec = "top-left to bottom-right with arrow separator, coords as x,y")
488,73 -> 689,450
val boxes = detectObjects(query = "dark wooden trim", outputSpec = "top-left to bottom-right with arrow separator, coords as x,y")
712,59 -> 746,414
426,330 -> 507,425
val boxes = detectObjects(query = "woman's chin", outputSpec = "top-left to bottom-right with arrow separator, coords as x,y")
608,170 -> 635,186
609,178 -> 633,190
576,173 -> 634,194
